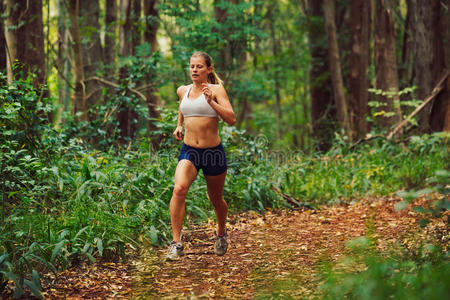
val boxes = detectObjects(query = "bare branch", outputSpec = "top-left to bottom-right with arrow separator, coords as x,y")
85,76 -> 157,106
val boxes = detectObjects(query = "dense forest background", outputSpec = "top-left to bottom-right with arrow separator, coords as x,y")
1,0 -> 449,151
1,0 -> 449,298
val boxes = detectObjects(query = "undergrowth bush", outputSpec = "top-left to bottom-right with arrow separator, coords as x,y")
319,236 -> 449,300
277,132 -> 449,204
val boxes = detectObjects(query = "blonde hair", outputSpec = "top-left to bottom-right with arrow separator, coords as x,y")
191,51 -> 223,85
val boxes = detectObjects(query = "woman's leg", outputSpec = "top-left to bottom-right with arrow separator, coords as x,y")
170,160 -> 198,242
205,171 -> 228,236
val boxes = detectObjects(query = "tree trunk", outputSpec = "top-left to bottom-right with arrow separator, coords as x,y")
307,0 -> 335,151
400,0 -> 415,88
68,0 -> 87,121
213,0 -> 249,129
118,0 -> 132,142
235,0 -> 250,131
0,1 -> 6,71
4,0 -> 46,87
349,0 -> 370,139
236,100 -> 248,129
374,0 -> 402,129
302,79 -> 310,150
144,0 -> 162,150
56,0 -> 71,119
441,0 -> 450,132
442,76 -> 450,132
119,0 -> 132,59
213,0 -> 231,79
444,0 -> 450,70
4,0 -> 17,83
267,4 -> 282,139
144,0 -> 158,52
230,0 -> 247,72
80,0 -> 103,119
414,0 -> 447,132
104,0 -> 117,72
131,0 -> 141,51
125,0 -> 141,138
323,0 -> 352,138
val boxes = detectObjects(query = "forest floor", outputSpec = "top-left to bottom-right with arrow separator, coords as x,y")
34,195 -> 447,299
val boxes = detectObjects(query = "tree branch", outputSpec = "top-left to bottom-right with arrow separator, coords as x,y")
387,69 -> 449,139
84,76 -> 156,107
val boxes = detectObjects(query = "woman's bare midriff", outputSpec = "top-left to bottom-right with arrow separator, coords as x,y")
184,116 -> 220,148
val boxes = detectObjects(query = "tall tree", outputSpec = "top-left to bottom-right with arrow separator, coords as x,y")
213,0 -> 250,129
67,0 -> 87,121
3,0 -> 46,87
374,0 -> 402,129
56,0 -> 71,118
104,0 -> 117,72
349,0 -> 370,139
144,0 -> 158,52
0,1 -> 6,71
307,0 -> 335,151
118,0 -> 139,142
131,0 -> 142,50
440,0 -> 450,132
213,0 -> 230,79
323,0 -> 351,138
410,0 -> 447,132
80,0 -> 103,119
233,0 -> 251,130
119,0 -> 132,61
400,0 -> 415,88
144,0 -> 162,149
267,2 -> 282,139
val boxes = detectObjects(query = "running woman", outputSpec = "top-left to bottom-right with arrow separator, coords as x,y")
167,51 -> 236,260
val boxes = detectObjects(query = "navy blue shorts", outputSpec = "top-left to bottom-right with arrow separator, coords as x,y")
178,143 -> 227,176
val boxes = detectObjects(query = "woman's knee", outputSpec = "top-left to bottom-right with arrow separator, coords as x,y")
210,195 -> 226,207
173,183 -> 189,198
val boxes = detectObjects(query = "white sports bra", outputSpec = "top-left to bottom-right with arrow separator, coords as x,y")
180,85 -> 218,118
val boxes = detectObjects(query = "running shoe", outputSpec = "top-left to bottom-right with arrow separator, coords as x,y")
166,241 -> 184,260
215,231 -> 228,256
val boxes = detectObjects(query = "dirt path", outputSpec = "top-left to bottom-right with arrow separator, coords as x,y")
130,196 -> 422,299
36,195 -> 444,299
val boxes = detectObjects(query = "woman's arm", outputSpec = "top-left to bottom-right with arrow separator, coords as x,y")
173,86 -> 186,140
203,84 -> 236,126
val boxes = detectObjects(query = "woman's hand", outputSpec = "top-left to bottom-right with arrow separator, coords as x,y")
173,126 -> 184,141
202,83 -> 214,103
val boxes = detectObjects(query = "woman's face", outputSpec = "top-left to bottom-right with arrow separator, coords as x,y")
190,56 -> 211,83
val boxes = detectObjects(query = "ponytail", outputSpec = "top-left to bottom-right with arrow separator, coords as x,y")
208,70 -> 223,85
191,51 -> 224,85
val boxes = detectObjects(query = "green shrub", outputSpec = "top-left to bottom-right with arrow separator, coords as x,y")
320,237 -> 450,300
278,133 -> 448,204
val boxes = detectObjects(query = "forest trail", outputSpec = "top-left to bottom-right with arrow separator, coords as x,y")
129,196 -> 421,299
39,196 -> 431,299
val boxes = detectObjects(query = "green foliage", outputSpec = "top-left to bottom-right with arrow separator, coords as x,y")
0,71 -> 54,298
62,47 -> 166,149
159,0 -> 264,71
368,86 -> 421,130
319,236 -> 450,300
276,133 -> 448,204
